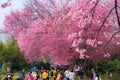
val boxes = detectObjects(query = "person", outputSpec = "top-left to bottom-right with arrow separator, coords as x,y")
35,72 -> 40,80
74,65 -> 80,76
78,65 -> 84,80
31,66 -> 36,72
50,67 -> 54,80
31,72 -> 37,80
50,67 -> 56,80
18,70 -> 25,80
61,69 -> 65,80
95,74 -> 102,80
64,68 -> 70,80
56,70 -> 61,80
18,71 -> 25,80
69,70 -> 75,80
92,68 -> 96,80
6,66 -> 14,79
27,72 -> 34,80
21,69 -> 25,79
4,75 -> 13,80
6,73 -> 13,80
41,70 -> 48,80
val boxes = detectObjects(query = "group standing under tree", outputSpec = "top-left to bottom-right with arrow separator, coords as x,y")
3,64 -> 102,80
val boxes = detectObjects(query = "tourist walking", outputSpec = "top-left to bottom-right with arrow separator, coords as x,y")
27,72 -> 34,80
56,70 -> 62,80
95,73 -> 102,80
41,70 -> 48,80
64,68 -> 70,80
68,70 -> 75,80
78,65 -> 84,80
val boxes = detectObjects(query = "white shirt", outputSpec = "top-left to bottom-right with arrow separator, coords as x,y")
69,72 -> 75,80
95,76 -> 102,80
64,70 -> 70,78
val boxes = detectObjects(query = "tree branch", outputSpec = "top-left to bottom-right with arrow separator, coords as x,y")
115,0 -> 120,28
104,30 -> 120,48
91,0 -> 100,12
95,7 -> 115,40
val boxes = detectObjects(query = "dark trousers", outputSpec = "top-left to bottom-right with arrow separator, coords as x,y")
66,77 -> 69,80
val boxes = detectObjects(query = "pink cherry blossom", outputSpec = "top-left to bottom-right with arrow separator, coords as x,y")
3,0 -> 120,64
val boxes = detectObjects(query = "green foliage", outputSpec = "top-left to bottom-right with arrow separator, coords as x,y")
0,38 -> 29,71
108,58 -> 120,73
33,60 -> 50,70
0,62 -> 12,74
98,58 -> 120,73
2,62 -> 12,69
0,68 -> 6,75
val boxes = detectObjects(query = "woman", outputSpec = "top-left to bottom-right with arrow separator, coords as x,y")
27,72 -> 34,80
56,70 -> 62,80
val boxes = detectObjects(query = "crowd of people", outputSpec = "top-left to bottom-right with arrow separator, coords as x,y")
25,65 -> 77,80
3,65 -> 101,80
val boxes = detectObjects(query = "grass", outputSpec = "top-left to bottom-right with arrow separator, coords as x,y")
101,73 -> 120,80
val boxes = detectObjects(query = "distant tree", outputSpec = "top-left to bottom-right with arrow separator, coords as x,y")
0,38 -> 29,70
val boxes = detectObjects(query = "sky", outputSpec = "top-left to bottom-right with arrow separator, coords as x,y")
0,0 -> 25,41
0,0 -> 109,29
0,0 -> 108,42
0,0 -> 69,41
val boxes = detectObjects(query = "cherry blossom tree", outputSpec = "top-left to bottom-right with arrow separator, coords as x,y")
67,0 -> 120,63
3,0 -> 120,64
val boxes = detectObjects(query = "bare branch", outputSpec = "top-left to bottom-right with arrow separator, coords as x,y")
117,6 -> 120,8
95,7 -> 115,40
115,0 -> 120,28
39,0 -> 52,17
48,0 -> 57,9
28,0 -> 44,19
91,0 -> 100,12
104,30 -> 120,48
